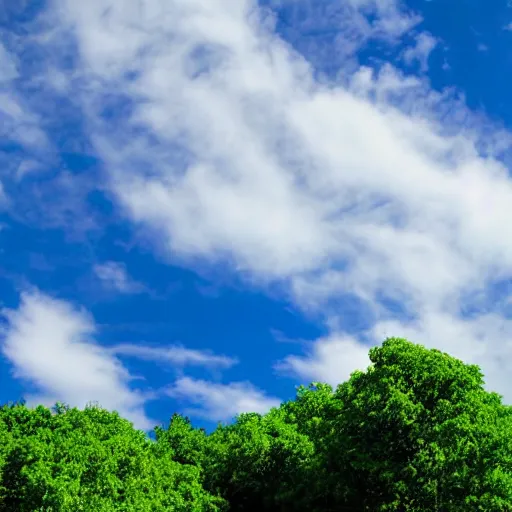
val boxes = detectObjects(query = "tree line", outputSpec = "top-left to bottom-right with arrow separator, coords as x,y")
1,337 -> 512,511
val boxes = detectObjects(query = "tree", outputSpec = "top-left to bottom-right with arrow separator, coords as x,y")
0,402 -> 225,511
199,409 -> 315,512
322,337 -> 512,511
153,413 -> 208,468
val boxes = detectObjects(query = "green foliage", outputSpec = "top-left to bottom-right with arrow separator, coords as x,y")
1,337 -> 512,511
0,402 -> 225,511
200,409 -> 316,511
154,413 -> 208,468
323,338 -> 512,510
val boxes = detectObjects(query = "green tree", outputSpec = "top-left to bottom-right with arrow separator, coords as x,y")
0,402 -> 224,511
153,413 -> 209,468
200,409 -> 315,512
322,337 -> 512,511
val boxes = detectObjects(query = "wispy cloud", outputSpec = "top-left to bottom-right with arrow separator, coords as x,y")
165,377 -> 281,422
262,0 -> 420,70
0,40 -> 49,157
0,183 -> 6,206
0,41 -> 18,82
0,29 -> 97,235
93,261 -> 145,294
108,343 -> 238,370
0,290 -> 154,430
402,32 -> 437,72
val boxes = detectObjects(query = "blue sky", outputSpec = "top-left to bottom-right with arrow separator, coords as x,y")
2,0 -> 512,433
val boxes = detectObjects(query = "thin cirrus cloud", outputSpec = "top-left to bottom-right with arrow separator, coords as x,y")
37,0 -> 512,402
0,41 -> 49,158
107,343 -> 238,370
93,261 -> 145,294
0,41 -> 18,82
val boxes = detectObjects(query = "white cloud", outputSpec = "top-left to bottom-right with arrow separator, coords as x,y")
108,343 -> 238,369
38,0 -> 512,400
402,32 -> 437,72
93,261 -> 145,294
0,291 -> 154,430
166,377 -> 281,421
275,334 -> 371,387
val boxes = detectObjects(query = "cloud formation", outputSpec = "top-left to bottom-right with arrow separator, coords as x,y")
108,343 -> 237,370
402,32 -> 437,72
6,0 -> 512,407
94,261 -> 145,294
0,291 -> 154,430
166,377 -> 281,422
0,290 -> 247,425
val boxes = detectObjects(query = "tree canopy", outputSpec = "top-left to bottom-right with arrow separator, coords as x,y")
1,337 -> 512,511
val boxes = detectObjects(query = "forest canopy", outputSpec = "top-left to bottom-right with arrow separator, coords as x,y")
1,337 -> 512,511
